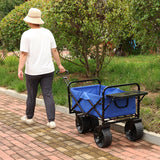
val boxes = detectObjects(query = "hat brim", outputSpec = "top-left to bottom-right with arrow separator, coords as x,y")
24,16 -> 44,25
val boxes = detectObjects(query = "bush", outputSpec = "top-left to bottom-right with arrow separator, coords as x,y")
0,0 -> 25,21
0,0 -> 49,52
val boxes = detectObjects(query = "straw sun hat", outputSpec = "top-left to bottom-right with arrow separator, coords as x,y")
23,8 -> 44,25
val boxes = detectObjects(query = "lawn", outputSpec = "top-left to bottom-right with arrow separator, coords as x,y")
0,54 -> 160,133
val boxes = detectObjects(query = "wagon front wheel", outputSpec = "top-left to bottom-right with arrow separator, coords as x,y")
94,126 -> 112,148
125,120 -> 143,141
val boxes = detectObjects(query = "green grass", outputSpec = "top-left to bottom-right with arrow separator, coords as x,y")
0,54 -> 160,133
142,97 -> 152,106
100,55 -> 160,91
156,96 -> 160,109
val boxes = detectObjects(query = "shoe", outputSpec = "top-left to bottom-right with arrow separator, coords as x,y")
21,115 -> 34,125
47,121 -> 56,128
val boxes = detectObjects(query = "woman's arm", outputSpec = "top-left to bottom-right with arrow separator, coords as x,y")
18,51 -> 28,80
51,48 -> 65,73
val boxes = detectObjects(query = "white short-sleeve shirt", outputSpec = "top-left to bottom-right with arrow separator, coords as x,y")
20,27 -> 57,75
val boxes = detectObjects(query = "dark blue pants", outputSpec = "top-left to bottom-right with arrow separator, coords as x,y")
25,72 -> 55,122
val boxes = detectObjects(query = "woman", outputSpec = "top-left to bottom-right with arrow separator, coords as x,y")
18,8 -> 65,128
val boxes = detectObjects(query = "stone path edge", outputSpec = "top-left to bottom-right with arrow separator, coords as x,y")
0,87 -> 160,146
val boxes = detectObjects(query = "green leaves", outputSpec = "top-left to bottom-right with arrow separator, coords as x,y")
0,0 -> 49,52
130,0 -> 160,53
0,0 -> 24,21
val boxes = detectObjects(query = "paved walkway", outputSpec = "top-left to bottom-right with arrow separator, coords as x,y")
0,92 -> 160,160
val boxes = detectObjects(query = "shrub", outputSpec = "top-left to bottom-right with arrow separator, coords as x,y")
0,0 -> 25,21
0,0 -> 49,52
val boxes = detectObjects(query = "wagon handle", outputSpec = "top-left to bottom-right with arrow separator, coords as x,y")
56,70 -> 69,76
56,70 -> 70,86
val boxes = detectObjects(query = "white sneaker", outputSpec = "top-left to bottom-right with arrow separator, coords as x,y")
47,121 -> 56,129
21,116 -> 34,125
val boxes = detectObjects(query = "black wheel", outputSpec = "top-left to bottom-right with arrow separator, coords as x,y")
75,115 -> 90,134
94,126 -> 112,148
89,116 -> 99,132
125,120 -> 143,141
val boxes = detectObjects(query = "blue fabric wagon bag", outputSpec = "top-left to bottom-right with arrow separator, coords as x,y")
71,85 -> 136,119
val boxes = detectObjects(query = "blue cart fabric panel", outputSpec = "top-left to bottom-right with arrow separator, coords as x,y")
71,85 -> 136,119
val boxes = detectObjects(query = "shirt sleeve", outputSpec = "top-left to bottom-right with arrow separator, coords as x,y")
20,32 -> 29,52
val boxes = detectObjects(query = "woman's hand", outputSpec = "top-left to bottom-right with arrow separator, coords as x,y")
18,70 -> 24,80
58,64 -> 66,73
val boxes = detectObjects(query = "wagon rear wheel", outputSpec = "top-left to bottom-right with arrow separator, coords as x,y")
94,126 -> 112,148
75,115 -> 90,134
125,120 -> 143,141
89,116 -> 99,132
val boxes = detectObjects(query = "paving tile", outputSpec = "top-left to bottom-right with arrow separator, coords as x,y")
0,92 -> 160,160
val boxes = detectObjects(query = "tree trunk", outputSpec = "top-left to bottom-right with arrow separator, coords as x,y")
157,40 -> 160,54
95,45 -> 100,77
94,43 -> 107,77
82,51 -> 91,77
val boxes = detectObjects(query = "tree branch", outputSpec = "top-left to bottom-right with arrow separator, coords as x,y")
59,55 -> 84,67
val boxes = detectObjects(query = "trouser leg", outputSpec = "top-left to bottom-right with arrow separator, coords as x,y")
40,72 -> 55,122
25,74 -> 39,119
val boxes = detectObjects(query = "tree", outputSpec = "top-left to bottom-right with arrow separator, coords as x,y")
130,0 -> 160,53
47,0 -> 128,77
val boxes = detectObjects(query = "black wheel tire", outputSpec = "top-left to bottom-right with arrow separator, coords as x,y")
75,115 -> 90,134
89,116 -> 99,132
125,120 -> 143,141
94,127 -> 112,148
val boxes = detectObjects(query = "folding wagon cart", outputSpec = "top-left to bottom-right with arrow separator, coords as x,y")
57,71 -> 148,148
